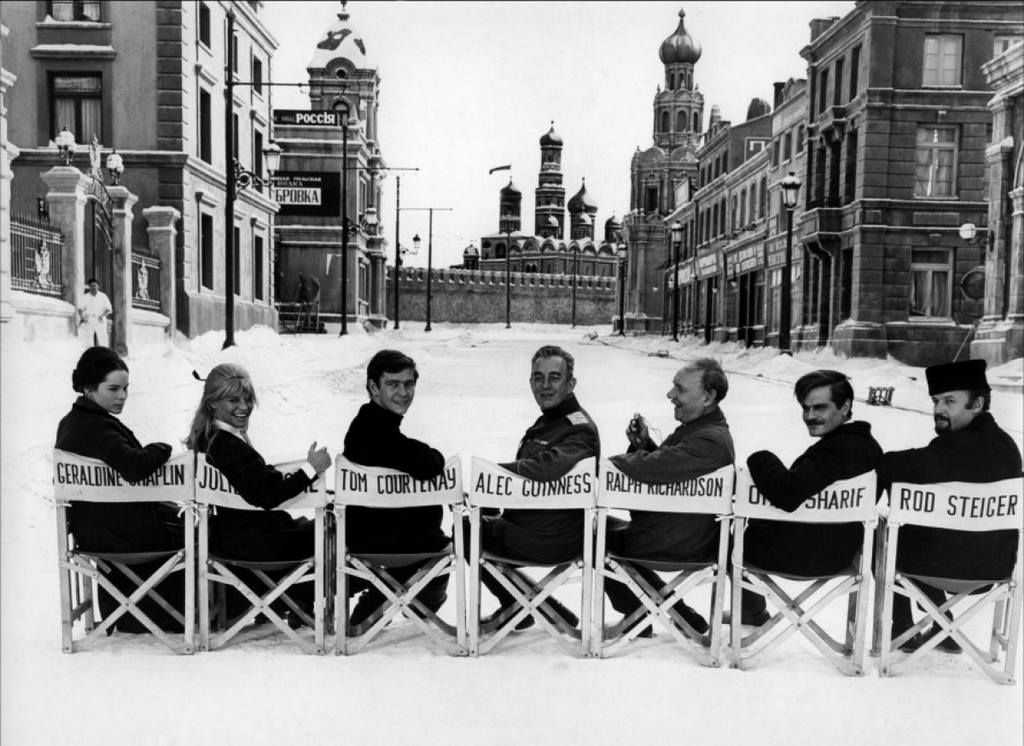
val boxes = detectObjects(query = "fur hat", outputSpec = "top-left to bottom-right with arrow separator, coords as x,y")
925,359 -> 989,396
72,347 -> 127,392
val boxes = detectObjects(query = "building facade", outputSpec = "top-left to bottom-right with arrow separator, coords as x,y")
272,3 -> 387,328
622,8 -> 704,333
478,124 -> 619,278
1,0 -> 281,339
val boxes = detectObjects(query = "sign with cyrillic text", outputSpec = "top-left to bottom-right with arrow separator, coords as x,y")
273,172 -> 340,217
734,467 -> 877,523
598,460 -> 733,514
888,478 -> 1023,531
273,109 -> 343,127
333,455 -> 463,508
53,449 -> 193,504
195,454 -> 327,511
468,457 -> 595,510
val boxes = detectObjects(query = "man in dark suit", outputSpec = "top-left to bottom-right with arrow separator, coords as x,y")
741,369 -> 882,625
879,359 -> 1022,652
342,349 -> 450,626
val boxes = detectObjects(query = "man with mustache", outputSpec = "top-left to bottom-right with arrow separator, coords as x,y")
879,359 -> 1021,652
740,370 -> 882,626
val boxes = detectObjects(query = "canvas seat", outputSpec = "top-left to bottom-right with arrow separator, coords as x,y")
877,477 -> 1023,684
466,457 -> 596,657
195,454 -> 328,654
731,468 -> 877,675
333,456 -> 466,655
52,449 -> 195,654
591,461 -> 733,665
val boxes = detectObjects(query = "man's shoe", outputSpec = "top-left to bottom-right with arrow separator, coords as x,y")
674,601 -> 709,634
899,625 -> 962,654
481,606 -> 535,632
540,598 -> 579,629
348,594 -> 384,629
722,608 -> 771,627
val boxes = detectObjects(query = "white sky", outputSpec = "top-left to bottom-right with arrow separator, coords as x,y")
261,1 -> 855,269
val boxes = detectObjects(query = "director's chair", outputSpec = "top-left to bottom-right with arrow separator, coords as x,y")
333,455 -> 466,655
52,449 -> 195,654
591,461 -> 733,665
195,454 -> 328,654
731,468 -> 877,675
467,457 -> 596,657
877,477 -> 1023,684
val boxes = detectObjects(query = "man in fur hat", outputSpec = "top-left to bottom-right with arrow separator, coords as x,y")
879,359 -> 1021,652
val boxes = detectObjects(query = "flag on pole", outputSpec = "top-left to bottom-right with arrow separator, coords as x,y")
488,164 -> 512,175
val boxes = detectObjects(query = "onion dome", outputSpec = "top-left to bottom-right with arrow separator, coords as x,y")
605,214 -> 622,231
746,97 -> 771,120
567,179 -> 598,213
539,121 -> 563,147
309,3 -> 370,69
500,180 -> 521,197
659,9 -> 702,65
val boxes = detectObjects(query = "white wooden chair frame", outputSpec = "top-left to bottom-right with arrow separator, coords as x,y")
877,477 -> 1024,684
333,456 -> 467,656
591,461 -> 733,666
467,457 -> 595,657
731,468 -> 877,675
196,455 -> 328,655
52,449 -> 195,654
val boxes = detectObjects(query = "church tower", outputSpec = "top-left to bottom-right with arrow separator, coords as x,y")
653,9 -> 704,152
534,122 -> 566,238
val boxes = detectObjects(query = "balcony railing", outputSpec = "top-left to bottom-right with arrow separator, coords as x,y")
10,214 -> 63,298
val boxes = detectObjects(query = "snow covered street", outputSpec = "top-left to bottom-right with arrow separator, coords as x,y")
2,324 -> 1021,746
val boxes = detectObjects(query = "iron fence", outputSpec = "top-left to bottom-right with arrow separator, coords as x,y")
10,214 -> 63,298
131,251 -> 161,312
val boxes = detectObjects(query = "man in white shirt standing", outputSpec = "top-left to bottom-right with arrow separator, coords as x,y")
78,278 -> 112,347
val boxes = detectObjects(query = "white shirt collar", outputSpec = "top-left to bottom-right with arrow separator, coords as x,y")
213,419 -> 248,441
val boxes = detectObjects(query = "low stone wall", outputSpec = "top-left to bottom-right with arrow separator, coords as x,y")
386,267 -> 617,325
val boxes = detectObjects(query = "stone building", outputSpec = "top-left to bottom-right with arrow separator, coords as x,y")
272,2 -> 387,328
1,0 -> 280,339
800,1 -> 1023,364
478,124 -> 619,279
971,38 -> 1024,365
621,8 -> 704,333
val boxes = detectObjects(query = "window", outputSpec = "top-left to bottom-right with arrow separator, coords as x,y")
200,213 -> 214,290
676,110 -> 687,133
692,112 -> 700,132
232,113 -> 239,160
199,88 -> 212,163
818,68 -> 829,115
740,189 -> 747,227
844,129 -> 858,203
783,131 -> 792,162
833,58 -> 844,106
748,181 -> 757,223
849,45 -> 860,99
923,34 -> 962,86
233,226 -> 241,296
198,2 -> 211,46
253,235 -> 264,300
796,125 -> 805,153
50,73 -> 102,144
49,1 -> 100,21
231,32 -> 239,74
914,126 -> 957,198
252,55 -> 264,96
253,128 -> 263,188
769,268 -> 782,332
759,177 -> 767,219
772,138 -> 780,167
660,110 -> 670,133
994,36 -> 1020,56
644,186 -> 658,214
910,249 -> 951,317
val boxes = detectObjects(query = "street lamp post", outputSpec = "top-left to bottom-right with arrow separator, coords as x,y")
779,171 -> 802,354
336,99 -> 351,336
399,206 -> 452,332
670,220 -> 683,341
616,242 -> 628,336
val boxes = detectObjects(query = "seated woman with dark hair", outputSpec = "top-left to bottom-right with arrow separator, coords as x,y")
186,364 -> 331,614
55,346 -> 185,632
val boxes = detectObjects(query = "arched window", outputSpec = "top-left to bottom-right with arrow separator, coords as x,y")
676,110 -> 687,132
496,243 -> 506,259
759,177 -> 767,218
660,110 -> 670,133
692,112 -> 700,132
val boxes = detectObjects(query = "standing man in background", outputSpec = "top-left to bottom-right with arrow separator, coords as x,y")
77,278 -> 112,347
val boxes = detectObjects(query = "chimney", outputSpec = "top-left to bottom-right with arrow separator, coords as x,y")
809,17 -> 839,42
773,81 -> 786,108
709,104 -> 721,131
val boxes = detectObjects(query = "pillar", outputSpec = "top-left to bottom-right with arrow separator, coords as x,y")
107,185 -> 138,356
41,166 -> 90,329
1,23 -> 17,323
143,205 -> 180,339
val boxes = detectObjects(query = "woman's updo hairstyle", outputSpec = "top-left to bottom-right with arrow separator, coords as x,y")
71,347 -> 128,393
